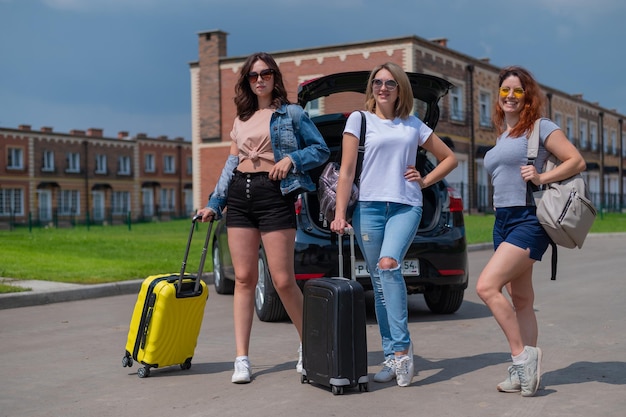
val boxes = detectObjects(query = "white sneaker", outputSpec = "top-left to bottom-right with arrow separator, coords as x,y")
296,343 -> 303,374
395,343 -> 414,387
231,357 -> 251,384
374,357 -> 396,382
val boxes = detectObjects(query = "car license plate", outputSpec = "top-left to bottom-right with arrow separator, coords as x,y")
354,259 -> 419,277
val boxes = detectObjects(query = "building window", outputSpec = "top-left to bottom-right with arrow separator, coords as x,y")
186,156 -> 192,175
145,154 -> 155,173
566,117 -> 574,143
0,188 -> 23,216
58,190 -> 80,215
590,122 -> 598,151
449,85 -> 464,121
42,150 -> 55,172
66,152 -> 80,173
118,156 -> 131,175
611,130 -> 617,155
479,92 -> 492,127
160,188 -> 175,212
112,191 -> 131,215
554,113 -> 562,129
602,127 -> 608,153
95,154 -> 107,174
7,147 -> 24,170
580,120 -> 588,148
164,155 -> 175,174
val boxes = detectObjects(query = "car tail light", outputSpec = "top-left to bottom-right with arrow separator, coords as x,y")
294,195 -> 302,215
295,273 -> 325,280
437,269 -> 466,276
447,187 -> 464,212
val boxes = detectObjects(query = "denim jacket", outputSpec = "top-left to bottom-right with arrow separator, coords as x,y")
207,104 -> 329,219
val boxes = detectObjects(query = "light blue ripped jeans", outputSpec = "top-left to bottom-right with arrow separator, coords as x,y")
352,201 -> 423,358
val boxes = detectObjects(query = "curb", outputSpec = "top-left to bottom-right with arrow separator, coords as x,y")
0,280 -> 144,310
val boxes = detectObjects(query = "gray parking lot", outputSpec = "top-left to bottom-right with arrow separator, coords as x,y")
1,234 -> 625,417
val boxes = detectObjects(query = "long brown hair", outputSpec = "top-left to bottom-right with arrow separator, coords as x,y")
493,66 -> 546,137
234,52 -> 290,121
364,62 -> 413,119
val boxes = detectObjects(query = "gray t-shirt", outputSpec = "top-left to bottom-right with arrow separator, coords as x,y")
484,118 -> 558,208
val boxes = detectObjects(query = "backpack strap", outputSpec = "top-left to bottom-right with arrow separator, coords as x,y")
354,111 -> 366,186
526,118 -> 558,280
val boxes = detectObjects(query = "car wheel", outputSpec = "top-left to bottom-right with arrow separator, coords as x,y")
424,285 -> 464,314
255,247 -> 288,322
213,239 -> 234,294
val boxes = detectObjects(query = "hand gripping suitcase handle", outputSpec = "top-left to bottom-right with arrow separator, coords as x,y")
337,227 -> 356,280
177,216 -> 214,294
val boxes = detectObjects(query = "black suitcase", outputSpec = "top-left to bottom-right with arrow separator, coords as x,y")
301,228 -> 369,395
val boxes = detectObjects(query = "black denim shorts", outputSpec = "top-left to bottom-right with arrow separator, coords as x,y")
225,170 -> 296,232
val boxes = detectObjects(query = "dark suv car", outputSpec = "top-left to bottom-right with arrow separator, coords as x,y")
211,71 -> 468,322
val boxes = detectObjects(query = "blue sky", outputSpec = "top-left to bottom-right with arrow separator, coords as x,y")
1,0 -> 624,141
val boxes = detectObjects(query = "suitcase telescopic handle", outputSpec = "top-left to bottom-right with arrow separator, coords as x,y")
178,216 -> 214,294
337,227 -> 356,280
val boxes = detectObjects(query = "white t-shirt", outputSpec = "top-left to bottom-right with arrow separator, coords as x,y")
343,111 -> 433,207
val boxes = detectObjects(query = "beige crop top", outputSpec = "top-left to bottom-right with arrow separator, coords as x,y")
230,108 -> 275,172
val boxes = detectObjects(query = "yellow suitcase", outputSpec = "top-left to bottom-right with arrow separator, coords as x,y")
122,217 -> 211,378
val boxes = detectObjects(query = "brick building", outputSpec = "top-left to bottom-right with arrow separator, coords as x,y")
0,125 -> 193,227
190,30 -> 625,213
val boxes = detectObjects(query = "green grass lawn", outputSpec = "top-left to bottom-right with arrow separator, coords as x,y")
0,220 -> 214,285
0,212 -> 624,292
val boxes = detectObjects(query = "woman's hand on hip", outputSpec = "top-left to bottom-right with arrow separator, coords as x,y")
269,157 -> 293,181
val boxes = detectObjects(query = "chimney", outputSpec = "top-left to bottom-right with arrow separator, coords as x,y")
480,57 -> 490,63
18,124 -> 32,131
41,126 -> 53,133
117,131 -> 129,139
87,128 -> 103,138
430,38 -> 448,48
136,133 -> 147,139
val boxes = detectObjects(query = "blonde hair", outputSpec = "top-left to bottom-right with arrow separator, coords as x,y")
364,62 -> 413,119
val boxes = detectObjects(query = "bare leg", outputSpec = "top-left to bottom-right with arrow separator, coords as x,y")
476,242 -> 536,356
508,269 -> 538,347
227,227 -> 262,357
261,228 -> 303,340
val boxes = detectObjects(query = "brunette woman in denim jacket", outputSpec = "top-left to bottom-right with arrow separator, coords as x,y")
197,52 -> 328,384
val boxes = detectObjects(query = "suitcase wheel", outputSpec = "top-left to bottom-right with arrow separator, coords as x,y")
180,358 -> 192,370
359,382 -> 368,392
331,385 -> 344,396
122,354 -> 133,368
300,374 -> 308,384
137,366 -> 151,378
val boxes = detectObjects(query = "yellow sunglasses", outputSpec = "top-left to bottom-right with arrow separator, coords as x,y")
499,86 -> 525,99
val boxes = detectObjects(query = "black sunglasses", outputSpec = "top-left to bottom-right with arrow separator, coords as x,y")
247,69 -> 274,83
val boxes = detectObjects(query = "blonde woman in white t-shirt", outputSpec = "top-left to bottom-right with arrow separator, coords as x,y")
330,62 -> 457,387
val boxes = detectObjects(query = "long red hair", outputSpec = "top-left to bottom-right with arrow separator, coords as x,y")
492,66 -> 546,137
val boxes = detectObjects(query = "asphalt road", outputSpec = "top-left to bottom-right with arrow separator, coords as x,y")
1,234 -> 625,417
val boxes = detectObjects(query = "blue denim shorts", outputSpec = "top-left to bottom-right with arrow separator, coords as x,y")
225,170 -> 296,232
493,206 -> 551,261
